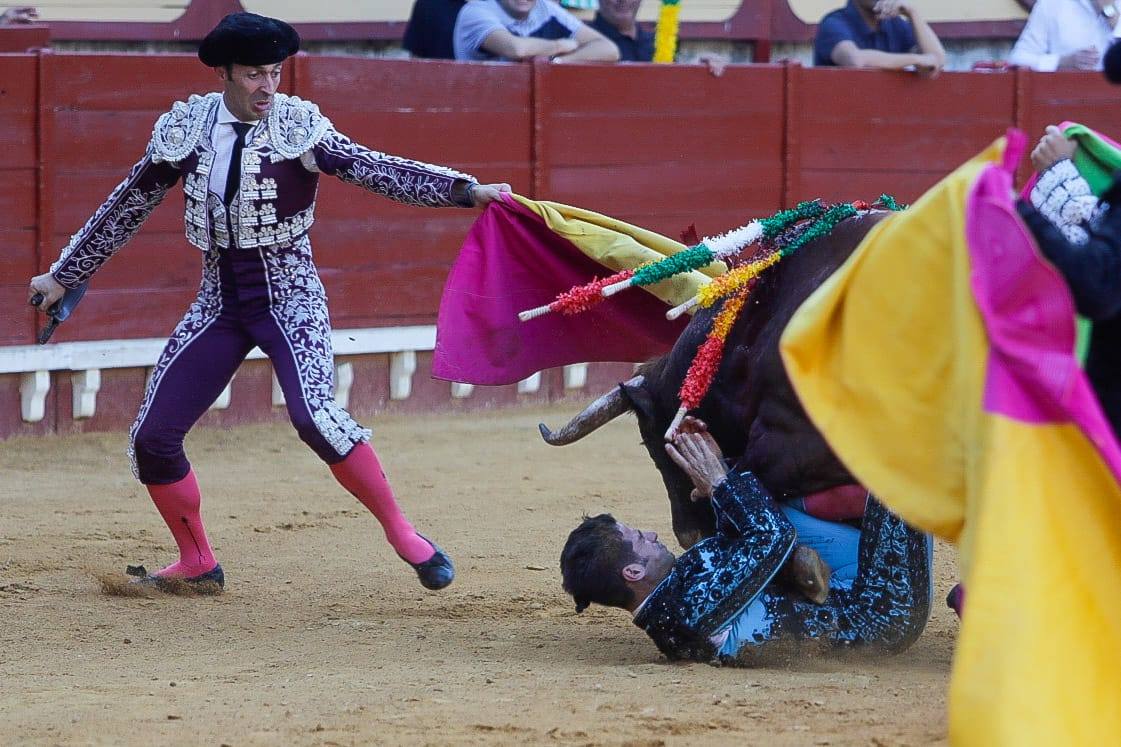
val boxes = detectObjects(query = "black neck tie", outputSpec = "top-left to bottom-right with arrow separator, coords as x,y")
223,122 -> 253,206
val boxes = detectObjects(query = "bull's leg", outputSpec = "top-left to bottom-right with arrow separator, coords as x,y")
669,493 -> 717,549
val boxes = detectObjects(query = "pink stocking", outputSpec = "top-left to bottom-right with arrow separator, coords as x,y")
146,470 -> 217,577
330,443 -> 435,564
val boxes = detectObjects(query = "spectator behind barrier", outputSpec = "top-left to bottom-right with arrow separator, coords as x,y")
813,0 -> 944,77
403,0 -> 467,60
0,6 -> 37,24
1008,0 -> 1120,72
454,0 -> 619,62
588,0 -> 653,62
1107,35 -> 1121,80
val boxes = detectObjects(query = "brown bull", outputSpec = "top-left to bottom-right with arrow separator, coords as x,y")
539,211 -> 892,549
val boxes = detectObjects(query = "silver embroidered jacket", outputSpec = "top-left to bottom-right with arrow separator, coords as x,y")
50,92 -> 477,288
1029,158 -> 1104,245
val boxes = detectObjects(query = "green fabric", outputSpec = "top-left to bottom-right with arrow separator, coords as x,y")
1059,123 -> 1121,362
1063,123 -> 1121,196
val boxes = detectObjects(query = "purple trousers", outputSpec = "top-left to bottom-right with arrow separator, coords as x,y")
129,238 -> 371,485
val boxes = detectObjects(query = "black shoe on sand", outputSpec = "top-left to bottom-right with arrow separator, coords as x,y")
126,563 -> 225,594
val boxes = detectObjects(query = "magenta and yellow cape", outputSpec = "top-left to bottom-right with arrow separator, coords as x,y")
781,133 -> 1121,745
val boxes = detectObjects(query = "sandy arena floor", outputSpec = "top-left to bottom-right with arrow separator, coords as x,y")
0,406 -> 957,746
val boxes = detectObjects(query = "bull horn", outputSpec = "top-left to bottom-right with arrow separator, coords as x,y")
538,375 -> 644,445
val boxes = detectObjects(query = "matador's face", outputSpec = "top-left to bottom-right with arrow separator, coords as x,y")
218,62 -> 282,121
617,522 -> 676,586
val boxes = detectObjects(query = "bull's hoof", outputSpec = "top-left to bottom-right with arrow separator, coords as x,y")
783,546 -> 831,604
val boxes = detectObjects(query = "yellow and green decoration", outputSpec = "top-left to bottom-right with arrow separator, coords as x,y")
518,196 -> 905,437
653,0 -> 682,63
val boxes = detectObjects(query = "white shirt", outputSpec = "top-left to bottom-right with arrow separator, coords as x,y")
207,98 -> 262,198
453,0 -> 584,61
1009,0 -> 1121,72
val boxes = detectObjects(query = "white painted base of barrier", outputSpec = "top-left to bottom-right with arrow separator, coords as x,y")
2,327 -> 594,424
3,326 -> 436,423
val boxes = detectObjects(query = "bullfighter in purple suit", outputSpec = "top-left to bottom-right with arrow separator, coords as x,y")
26,12 -> 511,593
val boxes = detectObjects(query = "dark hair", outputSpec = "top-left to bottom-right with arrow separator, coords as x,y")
559,513 -> 637,613
1106,39 -> 1121,84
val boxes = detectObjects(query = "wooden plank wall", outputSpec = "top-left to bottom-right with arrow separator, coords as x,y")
3,54 -> 1121,438
40,54 -> 218,342
534,64 -> 785,240
785,66 -> 1019,204
294,57 -> 533,330
1014,71 -> 1121,186
0,55 -> 39,346
8,56 -> 1121,346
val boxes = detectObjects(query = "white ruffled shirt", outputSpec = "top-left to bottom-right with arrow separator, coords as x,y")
207,98 -> 263,198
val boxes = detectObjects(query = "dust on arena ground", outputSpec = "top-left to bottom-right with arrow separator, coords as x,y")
0,406 -> 956,745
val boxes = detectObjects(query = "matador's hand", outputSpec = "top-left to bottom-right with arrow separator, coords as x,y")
28,273 -> 64,312
665,419 -> 728,500
1031,125 -> 1077,173
470,182 -> 512,209
873,0 -> 911,18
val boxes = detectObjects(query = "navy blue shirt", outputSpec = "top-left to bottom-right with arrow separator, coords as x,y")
403,0 -> 467,60
813,1 -> 917,67
588,12 -> 654,62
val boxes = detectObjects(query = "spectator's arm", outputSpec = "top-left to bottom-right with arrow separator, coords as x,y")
904,6 -> 946,70
831,40 -> 937,70
553,22 -> 621,63
479,27 -> 577,60
1008,6 -> 1060,71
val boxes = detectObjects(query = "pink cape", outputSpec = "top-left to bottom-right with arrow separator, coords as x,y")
432,194 -> 687,386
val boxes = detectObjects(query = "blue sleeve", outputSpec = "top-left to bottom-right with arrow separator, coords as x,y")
699,473 -> 796,634
813,14 -> 854,66
900,19 -> 917,52
710,472 -> 791,542
636,471 -> 797,658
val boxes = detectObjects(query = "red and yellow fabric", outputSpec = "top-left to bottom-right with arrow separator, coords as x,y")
781,133 -> 1121,745
433,193 -> 724,385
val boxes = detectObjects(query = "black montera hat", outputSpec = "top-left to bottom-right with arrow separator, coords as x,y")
198,12 -> 300,68
1104,39 -> 1121,84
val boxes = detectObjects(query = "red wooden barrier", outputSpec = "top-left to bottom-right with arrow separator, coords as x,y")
1015,69 -> 1121,186
294,56 -> 533,329
5,54 -> 1121,440
0,25 -> 49,53
39,54 -> 218,343
534,63 -> 785,241
0,55 -> 38,346
786,66 -> 1018,205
